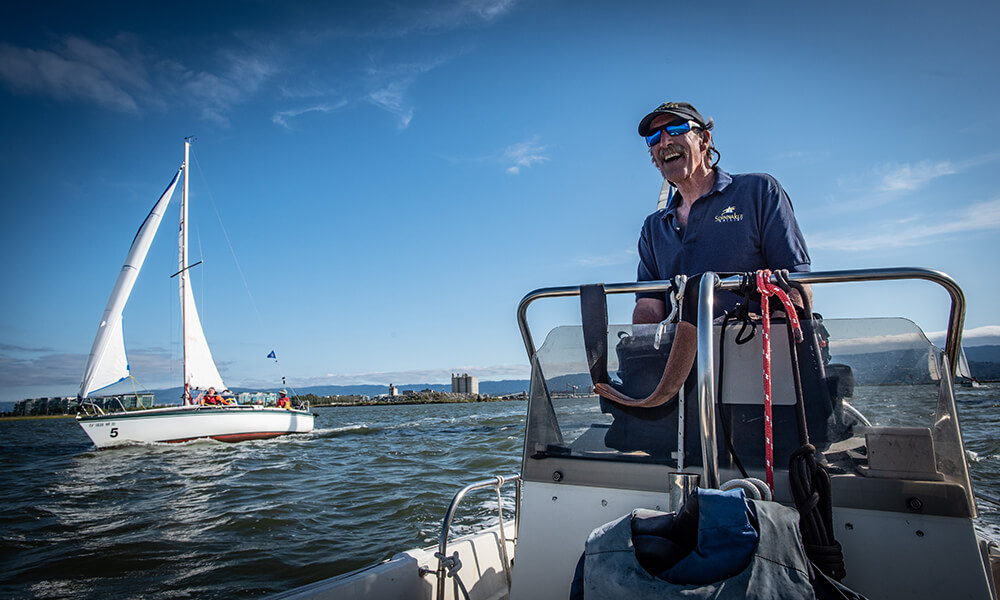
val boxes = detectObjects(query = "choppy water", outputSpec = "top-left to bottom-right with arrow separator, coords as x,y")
1,390 -> 997,600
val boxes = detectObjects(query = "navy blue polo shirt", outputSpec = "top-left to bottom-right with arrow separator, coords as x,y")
636,169 -> 810,315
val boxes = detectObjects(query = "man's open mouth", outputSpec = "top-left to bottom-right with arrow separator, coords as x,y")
659,148 -> 683,163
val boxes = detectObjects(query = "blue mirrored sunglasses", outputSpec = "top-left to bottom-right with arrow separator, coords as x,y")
645,120 -> 696,147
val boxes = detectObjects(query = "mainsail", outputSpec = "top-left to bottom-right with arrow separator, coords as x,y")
78,169 -> 181,398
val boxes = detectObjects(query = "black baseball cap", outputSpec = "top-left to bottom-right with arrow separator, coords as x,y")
638,102 -> 712,136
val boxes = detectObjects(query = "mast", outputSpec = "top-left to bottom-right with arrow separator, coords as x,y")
180,138 -> 191,403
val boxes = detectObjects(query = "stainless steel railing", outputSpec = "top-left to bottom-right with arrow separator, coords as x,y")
515,267 -> 968,492
434,474 -> 521,600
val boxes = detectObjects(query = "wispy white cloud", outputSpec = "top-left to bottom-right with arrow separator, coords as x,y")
0,2 -> 523,130
829,154 -> 1000,213
0,36 -> 277,127
369,0 -> 519,37
436,135 -> 551,174
927,325 -> 1000,348
0,352 -> 83,386
0,342 -> 55,353
177,53 -> 278,127
823,325 -> 1000,355
503,136 -> 548,174
364,56 -> 449,130
809,197 -> 1000,252
963,325 -> 1000,341
412,0 -> 517,28
0,347 -> 175,387
575,248 -> 637,267
368,81 -> 416,129
357,1 -> 523,127
0,37 -> 151,112
272,101 -> 348,129
875,160 -> 959,193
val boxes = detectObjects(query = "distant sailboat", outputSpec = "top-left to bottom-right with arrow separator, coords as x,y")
76,139 -> 314,449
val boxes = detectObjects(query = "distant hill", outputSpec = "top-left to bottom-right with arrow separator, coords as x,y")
964,345 -> 1000,380
830,343 -> 1000,383
965,345 -> 1000,363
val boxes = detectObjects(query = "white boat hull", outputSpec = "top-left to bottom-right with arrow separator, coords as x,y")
77,405 -> 314,449
268,522 -> 515,600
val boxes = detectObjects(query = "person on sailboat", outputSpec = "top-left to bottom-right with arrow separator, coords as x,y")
595,101 -> 813,409
277,391 -> 291,409
200,387 -> 224,405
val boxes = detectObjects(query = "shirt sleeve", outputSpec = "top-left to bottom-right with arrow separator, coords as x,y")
635,216 -> 663,301
759,175 -> 811,272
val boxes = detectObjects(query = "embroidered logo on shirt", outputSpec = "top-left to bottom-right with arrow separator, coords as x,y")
715,206 -> 743,223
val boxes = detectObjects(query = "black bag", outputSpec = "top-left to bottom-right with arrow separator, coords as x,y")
601,326 -> 685,458
612,325 -> 673,399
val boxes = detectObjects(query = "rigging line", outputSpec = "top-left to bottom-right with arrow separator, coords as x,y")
129,375 -> 152,397
189,148 -> 268,335
195,226 -> 207,324
190,147 -> 300,395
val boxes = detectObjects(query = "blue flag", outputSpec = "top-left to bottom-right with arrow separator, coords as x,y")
267,350 -> 276,359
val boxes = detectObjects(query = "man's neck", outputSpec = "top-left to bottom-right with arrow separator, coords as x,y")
673,166 -> 716,209
671,167 -> 716,228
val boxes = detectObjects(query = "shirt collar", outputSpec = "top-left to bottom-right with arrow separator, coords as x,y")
662,168 -> 732,219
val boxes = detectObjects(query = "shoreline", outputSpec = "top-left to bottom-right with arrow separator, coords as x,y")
0,414 -> 77,421
0,396 -> 526,421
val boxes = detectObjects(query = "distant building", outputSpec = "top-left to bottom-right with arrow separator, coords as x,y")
451,373 -> 479,394
14,393 -> 154,416
13,397 -> 74,416
119,393 -> 155,409
389,384 -> 399,397
238,391 -> 278,405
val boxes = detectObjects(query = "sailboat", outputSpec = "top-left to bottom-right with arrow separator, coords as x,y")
76,139 -> 314,449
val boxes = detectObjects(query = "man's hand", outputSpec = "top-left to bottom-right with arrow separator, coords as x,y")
771,282 -> 812,319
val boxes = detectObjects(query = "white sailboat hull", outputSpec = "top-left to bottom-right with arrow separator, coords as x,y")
77,405 -> 314,449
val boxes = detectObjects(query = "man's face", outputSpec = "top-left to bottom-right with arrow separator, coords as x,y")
648,113 -> 709,183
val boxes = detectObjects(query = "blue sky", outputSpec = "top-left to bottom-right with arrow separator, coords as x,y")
2,0 -> 999,403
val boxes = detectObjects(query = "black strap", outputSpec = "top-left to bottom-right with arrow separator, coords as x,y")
717,310 -> 750,478
580,284 -> 609,385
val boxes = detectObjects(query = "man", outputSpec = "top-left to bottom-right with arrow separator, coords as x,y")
201,387 -> 222,405
596,101 -> 811,407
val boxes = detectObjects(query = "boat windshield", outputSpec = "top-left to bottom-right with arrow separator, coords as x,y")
522,315 -> 976,514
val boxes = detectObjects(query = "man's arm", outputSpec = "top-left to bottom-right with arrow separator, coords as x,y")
633,297 -> 667,324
